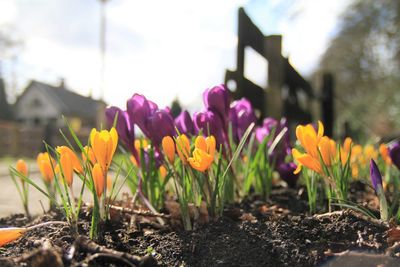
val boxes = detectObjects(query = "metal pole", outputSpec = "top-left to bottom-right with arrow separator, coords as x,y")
99,0 -> 108,100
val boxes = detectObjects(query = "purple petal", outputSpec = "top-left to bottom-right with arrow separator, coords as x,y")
175,110 -> 195,136
146,110 -> 175,146
370,159 -> 383,192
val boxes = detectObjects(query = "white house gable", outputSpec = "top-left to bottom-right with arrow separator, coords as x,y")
15,85 -> 60,125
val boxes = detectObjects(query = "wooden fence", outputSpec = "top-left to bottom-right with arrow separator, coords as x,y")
226,8 -> 334,136
0,120 -> 90,158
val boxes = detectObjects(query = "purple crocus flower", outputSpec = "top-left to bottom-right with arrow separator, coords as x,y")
229,98 -> 257,142
175,110 -> 195,136
203,84 -> 230,125
194,110 -> 225,146
370,159 -> 383,192
126,94 -> 158,137
389,141 -> 400,170
255,118 -> 278,143
277,162 -> 299,188
146,110 -> 176,147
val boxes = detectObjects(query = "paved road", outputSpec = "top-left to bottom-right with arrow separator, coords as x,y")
0,161 -> 132,219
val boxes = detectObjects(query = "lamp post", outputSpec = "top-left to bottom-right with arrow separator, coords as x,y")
99,0 -> 110,100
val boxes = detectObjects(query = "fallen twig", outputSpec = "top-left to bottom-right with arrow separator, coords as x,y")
314,209 -> 389,228
73,235 -> 157,267
109,205 -> 171,219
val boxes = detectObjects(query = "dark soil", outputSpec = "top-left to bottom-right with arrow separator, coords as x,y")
1,182 -> 399,267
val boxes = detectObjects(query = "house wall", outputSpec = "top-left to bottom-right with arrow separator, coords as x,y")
15,86 -> 60,126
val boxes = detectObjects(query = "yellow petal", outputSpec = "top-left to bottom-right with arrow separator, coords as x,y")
206,135 -> 216,158
0,227 -> 26,247
176,134 -> 191,164
195,136 -> 207,151
317,120 -> 324,140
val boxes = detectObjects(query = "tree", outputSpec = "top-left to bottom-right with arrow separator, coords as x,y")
316,0 -> 400,140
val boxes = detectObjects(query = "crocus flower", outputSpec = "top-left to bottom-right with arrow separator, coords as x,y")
146,110 -> 175,146
203,84 -> 230,123
379,144 -> 392,166
56,146 -> 83,174
37,152 -> 55,183
0,227 -> 26,247
90,127 -> 118,172
296,121 -> 324,159
91,163 -> 104,198
229,98 -> 257,142
370,159 -> 388,221
162,136 -> 175,164
389,141 -> 400,170
126,94 -> 158,137
16,159 -> 28,177
318,136 -> 336,167
194,110 -> 225,146
175,110 -> 195,136
57,151 -> 73,187
176,134 -> 191,164
370,159 -> 383,192
277,162 -> 299,188
188,136 -> 216,172
292,148 -> 323,175
255,118 -> 278,143
82,146 -> 96,165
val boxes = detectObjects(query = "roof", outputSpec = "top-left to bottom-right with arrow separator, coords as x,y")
22,80 -> 104,119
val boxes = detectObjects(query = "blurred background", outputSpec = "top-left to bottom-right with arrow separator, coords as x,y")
0,0 -> 399,159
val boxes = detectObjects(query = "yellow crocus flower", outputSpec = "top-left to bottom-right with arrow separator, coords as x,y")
318,136 -> 336,167
295,121 -> 324,159
176,134 -> 191,164
292,148 -> 323,175
90,127 -> 118,172
188,136 -> 216,172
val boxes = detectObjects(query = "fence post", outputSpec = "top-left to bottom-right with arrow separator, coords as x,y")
321,73 -> 334,137
264,35 -> 283,119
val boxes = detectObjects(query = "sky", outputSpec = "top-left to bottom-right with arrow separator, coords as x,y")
0,0 -> 350,112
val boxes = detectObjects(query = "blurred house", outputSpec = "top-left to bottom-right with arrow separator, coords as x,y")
0,78 -> 13,121
14,80 -> 106,132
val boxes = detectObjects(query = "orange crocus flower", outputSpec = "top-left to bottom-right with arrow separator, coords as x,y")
91,163 -> 104,198
16,159 -> 28,177
162,136 -> 175,164
90,128 -> 118,172
82,146 -> 96,165
37,152 -> 55,183
0,227 -> 26,247
56,146 -> 83,174
379,144 -> 392,165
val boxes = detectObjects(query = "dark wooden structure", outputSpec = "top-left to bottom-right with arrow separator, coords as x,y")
225,8 -> 334,137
